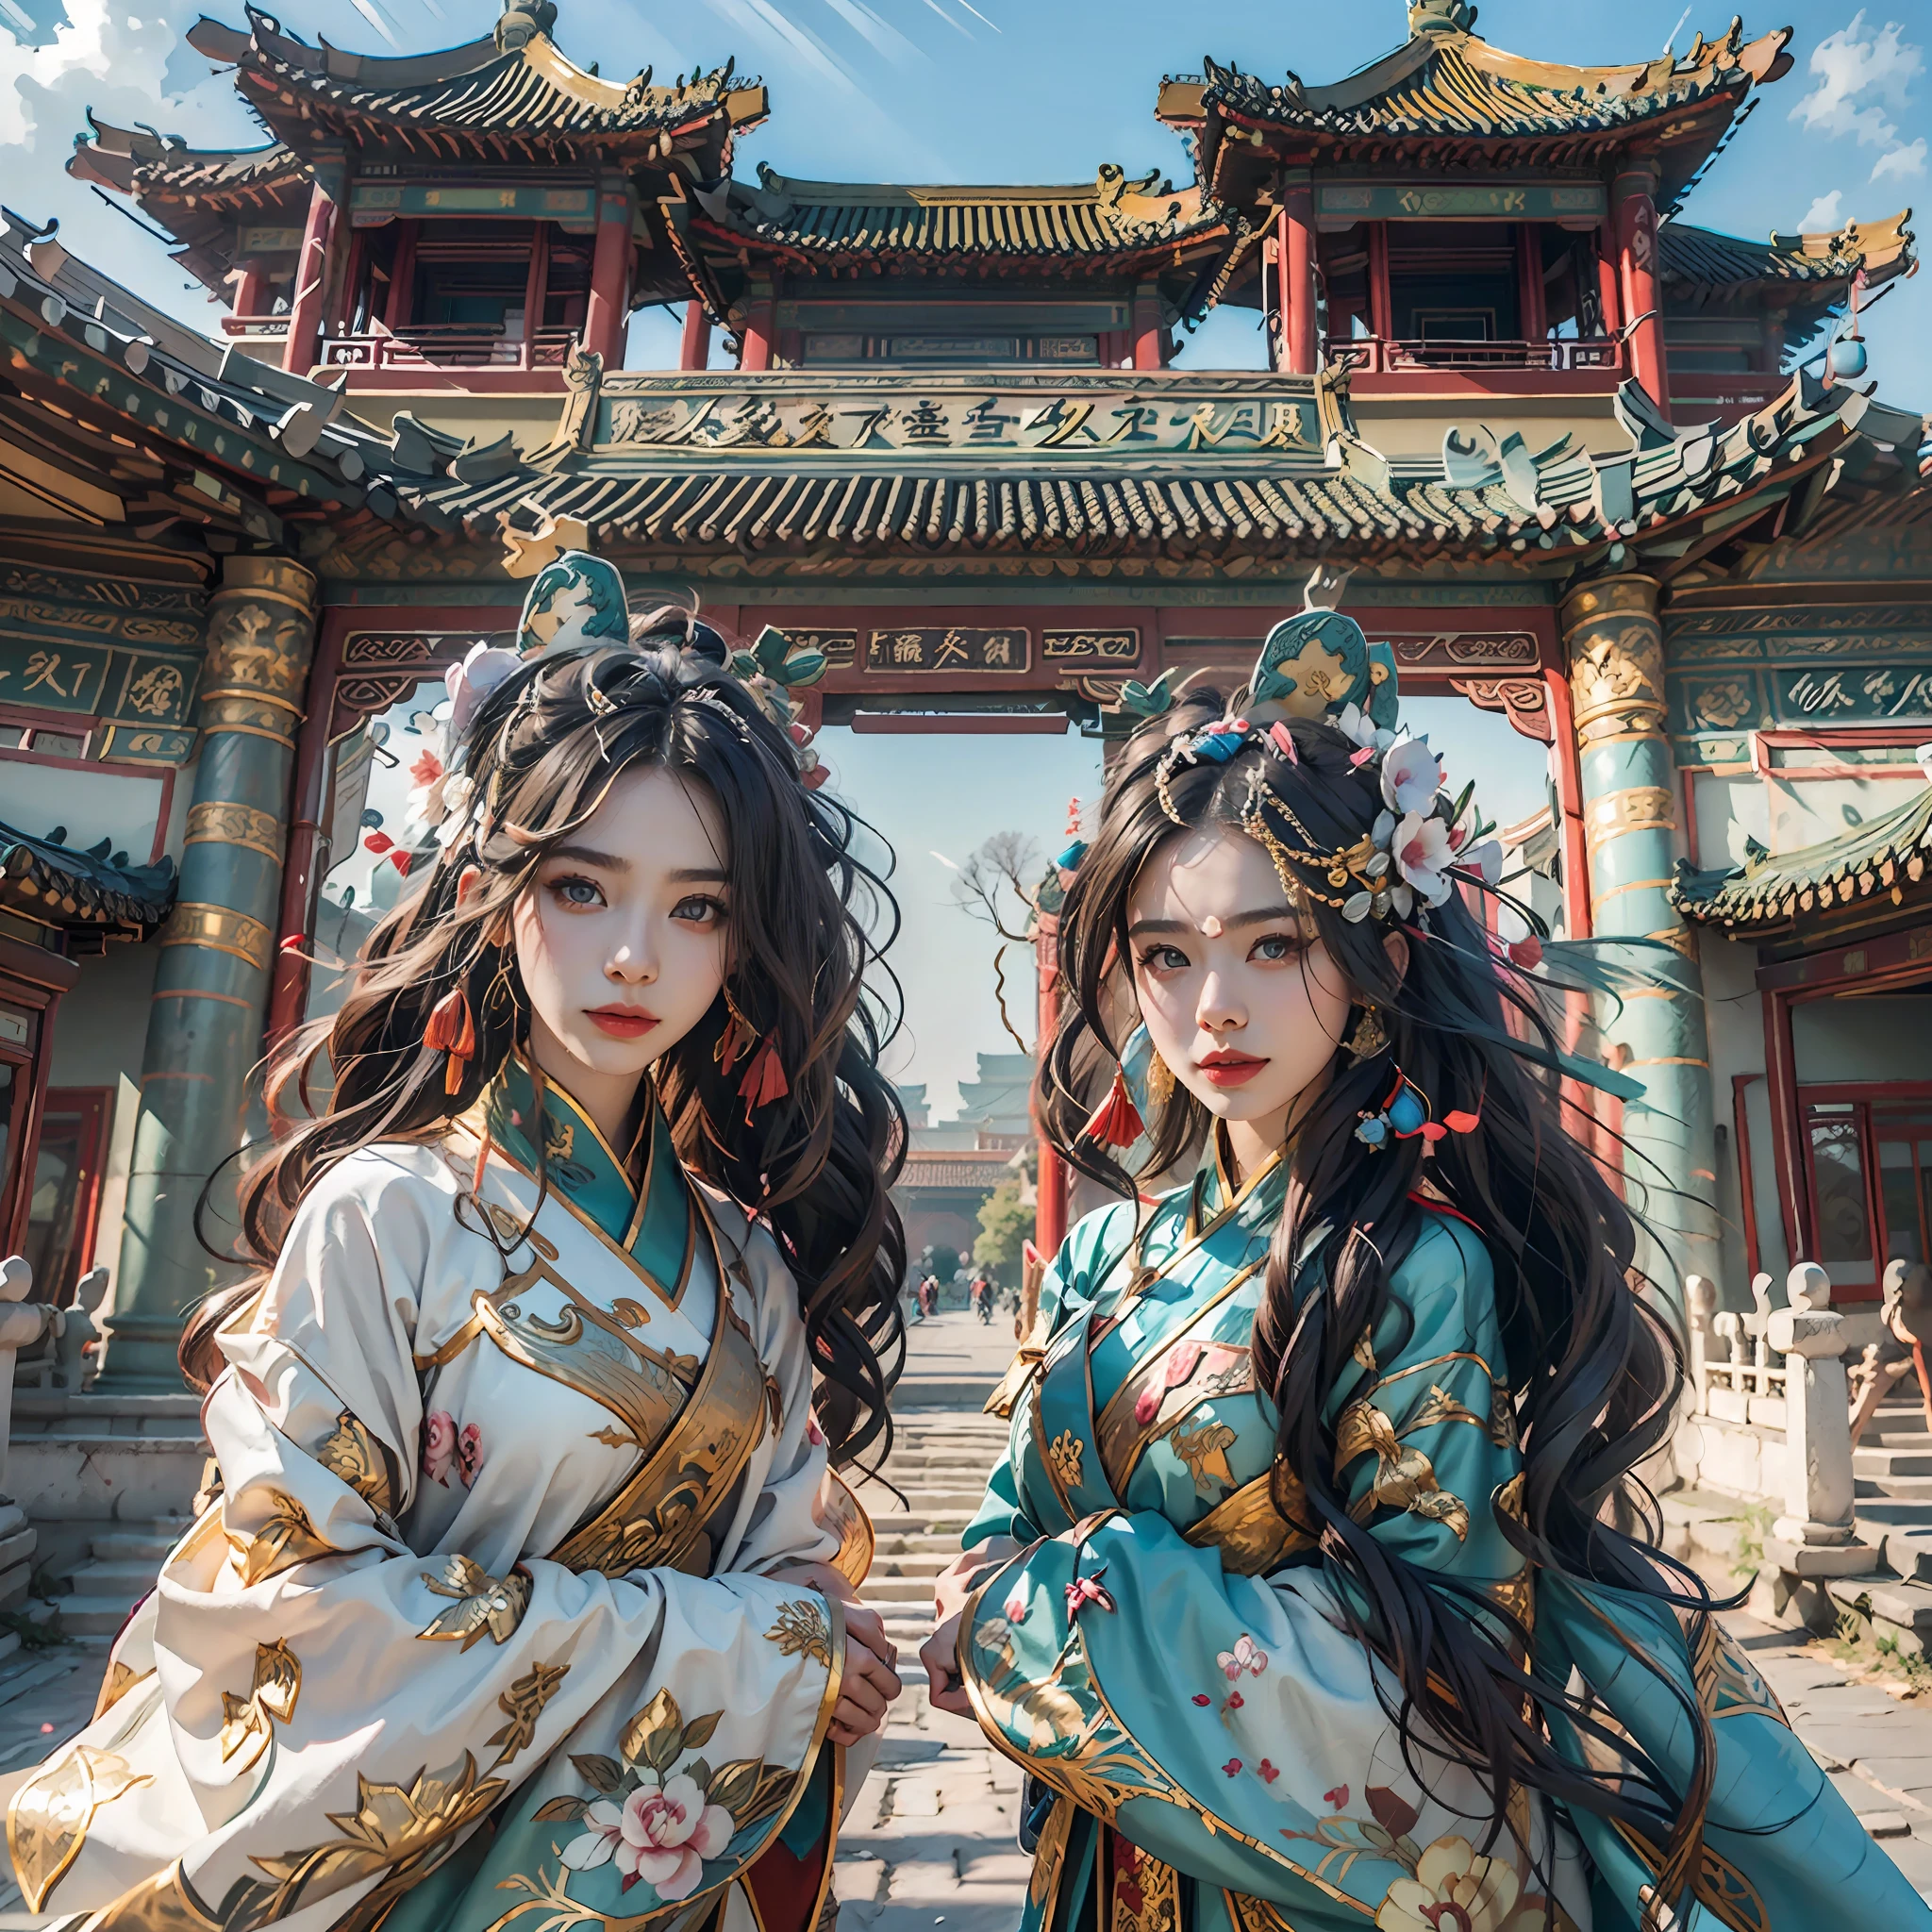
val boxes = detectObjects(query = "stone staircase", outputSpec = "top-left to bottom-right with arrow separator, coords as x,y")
32,1521 -> 185,1644
1831,1393 -> 1932,1649
850,1407 -> 1010,1650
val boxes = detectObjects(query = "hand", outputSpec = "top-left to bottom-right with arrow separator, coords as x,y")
830,1612 -> 902,1746
919,1611 -> 974,1717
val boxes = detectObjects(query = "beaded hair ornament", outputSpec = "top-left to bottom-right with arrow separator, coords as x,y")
1148,570 -> 1502,927
406,552 -> 831,854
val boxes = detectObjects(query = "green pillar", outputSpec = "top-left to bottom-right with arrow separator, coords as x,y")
1562,575 -> 1717,1308
99,558 -> 318,1390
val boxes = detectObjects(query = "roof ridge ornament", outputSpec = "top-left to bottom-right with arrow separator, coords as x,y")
495,0 -> 558,56
1408,0 -> 1475,36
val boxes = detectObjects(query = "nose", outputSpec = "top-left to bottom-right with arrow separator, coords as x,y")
605,912 -> 659,986
1195,966 -> 1246,1040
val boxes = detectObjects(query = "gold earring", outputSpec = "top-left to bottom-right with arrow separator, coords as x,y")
1345,1004 -> 1389,1063
1146,1050 -> 1174,1108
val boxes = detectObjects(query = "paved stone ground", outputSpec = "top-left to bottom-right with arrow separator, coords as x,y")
4,1307 -> 1929,1921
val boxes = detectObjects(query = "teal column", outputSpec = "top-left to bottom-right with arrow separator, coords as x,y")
1563,575 -> 1717,1309
99,558 -> 318,1390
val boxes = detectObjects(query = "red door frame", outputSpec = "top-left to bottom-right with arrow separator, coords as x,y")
1790,1078 -> 1932,1296
37,1086 -> 113,1297
0,936 -> 80,1262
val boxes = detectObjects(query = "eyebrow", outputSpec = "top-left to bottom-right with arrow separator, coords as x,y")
669,867 -> 729,885
548,843 -> 630,873
1127,904 -> 1302,938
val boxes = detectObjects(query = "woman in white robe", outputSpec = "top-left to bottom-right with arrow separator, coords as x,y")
8,583 -> 907,1932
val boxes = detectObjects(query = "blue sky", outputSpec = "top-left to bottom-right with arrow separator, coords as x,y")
4,0 -> 1926,1113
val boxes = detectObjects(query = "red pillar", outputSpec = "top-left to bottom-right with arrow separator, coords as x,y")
1276,175 -> 1317,374
384,220 -> 417,331
1130,281 -> 1163,370
1033,914 -> 1068,1259
1366,220 -> 1392,343
283,175 -> 341,375
1516,222 -> 1546,347
1594,218 -> 1623,341
583,178 -> 633,367
1614,164 -> 1667,411
679,302 -> 712,370
519,222 -> 551,369
739,285 -> 774,371
231,265 -> 265,319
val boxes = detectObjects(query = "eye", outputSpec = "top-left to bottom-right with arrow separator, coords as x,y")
548,874 -> 605,910
671,894 -> 726,927
1137,943 -> 1191,975
1250,931 -> 1304,964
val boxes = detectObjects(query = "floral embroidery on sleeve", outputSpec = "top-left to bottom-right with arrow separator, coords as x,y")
424,1411 -> 457,1488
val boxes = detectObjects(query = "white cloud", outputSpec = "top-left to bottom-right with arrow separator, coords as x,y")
1799,189 -> 1846,229
1874,135 -> 1927,181
1790,10 -> 1925,184
1,0 -> 218,154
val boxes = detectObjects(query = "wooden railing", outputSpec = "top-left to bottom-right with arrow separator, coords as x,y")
220,314 -> 291,340
320,324 -> 579,372
1326,337 -> 1624,375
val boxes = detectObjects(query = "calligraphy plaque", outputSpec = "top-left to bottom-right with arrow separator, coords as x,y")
1042,629 -> 1141,663
865,628 -> 1031,675
787,629 -> 858,668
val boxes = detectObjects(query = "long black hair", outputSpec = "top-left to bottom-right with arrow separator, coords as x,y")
191,633 -> 906,1467
1040,689 -> 1722,1915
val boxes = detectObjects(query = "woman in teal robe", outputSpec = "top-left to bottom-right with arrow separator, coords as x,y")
921,622 -> 1928,1932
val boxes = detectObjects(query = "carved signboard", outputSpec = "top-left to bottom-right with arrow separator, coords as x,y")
603,375 -> 1324,459
0,636 -> 202,764
865,628 -> 1030,674
1042,629 -> 1141,663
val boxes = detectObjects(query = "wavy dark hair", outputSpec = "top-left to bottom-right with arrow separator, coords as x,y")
187,623 -> 907,1467
1040,690 -> 1722,1918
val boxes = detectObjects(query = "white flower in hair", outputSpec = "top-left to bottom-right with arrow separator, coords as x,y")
433,772 -> 477,848
446,642 -> 523,738
1392,812 -> 1457,907
1334,702 -> 1397,755
1379,737 -> 1442,816
1459,838 -> 1504,887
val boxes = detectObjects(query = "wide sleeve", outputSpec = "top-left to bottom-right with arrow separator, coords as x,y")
955,1212 -> 1562,1923
961,1204 -> 1135,1554
14,1155 -> 844,1932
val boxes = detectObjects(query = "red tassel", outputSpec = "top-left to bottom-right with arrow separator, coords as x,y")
1081,1068 -> 1144,1149
739,1035 -> 790,1116
425,987 -> 476,1096
1442,1108 -> 1481,1135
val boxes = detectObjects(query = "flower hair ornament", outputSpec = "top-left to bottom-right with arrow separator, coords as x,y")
405,560 -> 836,852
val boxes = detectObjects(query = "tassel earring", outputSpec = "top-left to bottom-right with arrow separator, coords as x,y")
1345,1004 -> 1389,1063
425,986 -> 477,1096
715,990 -> 753,1074
1081,1067 -> 1144,1149
1146,1050 -> 1175,1109
739,1034 -> 790,1122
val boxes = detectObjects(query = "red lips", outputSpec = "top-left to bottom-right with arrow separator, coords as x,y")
1195,1049 -> 1269,1091
585,1006 -> 660,1040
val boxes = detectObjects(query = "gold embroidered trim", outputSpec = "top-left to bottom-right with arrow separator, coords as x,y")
416,1555 -> 534,1650
766,1597 -> 836,1669
818,1469 -> 875,1591
1183,1463 -> 1317,1576
1335,1399 -> 1470,1542
219,1640 -> 302,1768
8,1744 -> 153,1911
1168,1419 -> 1238,1498
91,1661 -> 154,1723
316,1410 -> 398,1524
1048,1429 -> 1086,1493
488,1659 -> 570,1772
1107,1834 -> 1180,1932
225,1489 -> 341,1586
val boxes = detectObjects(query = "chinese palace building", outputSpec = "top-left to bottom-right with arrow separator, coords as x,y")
1,0 -> 1928,1512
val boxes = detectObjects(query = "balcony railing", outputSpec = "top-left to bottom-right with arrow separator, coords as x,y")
320,324 -> 579,373
1326,337 -> 1624,375
220,314 -> 291,340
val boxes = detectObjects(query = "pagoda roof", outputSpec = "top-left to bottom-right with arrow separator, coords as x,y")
1661,208 -> 1916,293
1163,8 -> 1793,205
185,6 -> 767,164
1671,778 -> 1932,935
0,819 -> 177,935
367,362 -> 1929,579
690,163 -> 1237,274
68,120 -> 308,208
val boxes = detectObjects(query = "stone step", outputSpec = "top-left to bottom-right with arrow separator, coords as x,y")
68,1559 -> 160,1594
1856,1446 -> 1932,1478
90,1530 -> 178,1564
862,1575 -> 941,1604
1855,1474 -> 1932,1502
874,1534 -> 965,1557
55,1593 -> 146,1639
869,1554 -> 952,1579
1861,1522 -> 1932,1583
1826,1573 -> 1932,1655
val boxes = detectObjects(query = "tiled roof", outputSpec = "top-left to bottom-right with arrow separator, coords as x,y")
0,821 -> 176,933
1660,210 -> 1916,291
1672,782 -> 1932,932
693,164 -> 1233,269
68,120 -> 307,208
185,9 -> 766,158
1167,20 -> 1790,142
380,365 -> 1928,572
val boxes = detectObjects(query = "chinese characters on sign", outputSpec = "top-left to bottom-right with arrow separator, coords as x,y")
864,629 -> 1031,674
1042,630 -> 1140,663
0,639 -> 199,752
607,386 -> 1323,457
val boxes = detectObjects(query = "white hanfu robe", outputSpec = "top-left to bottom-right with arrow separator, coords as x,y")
8,1065 -> 874,1932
